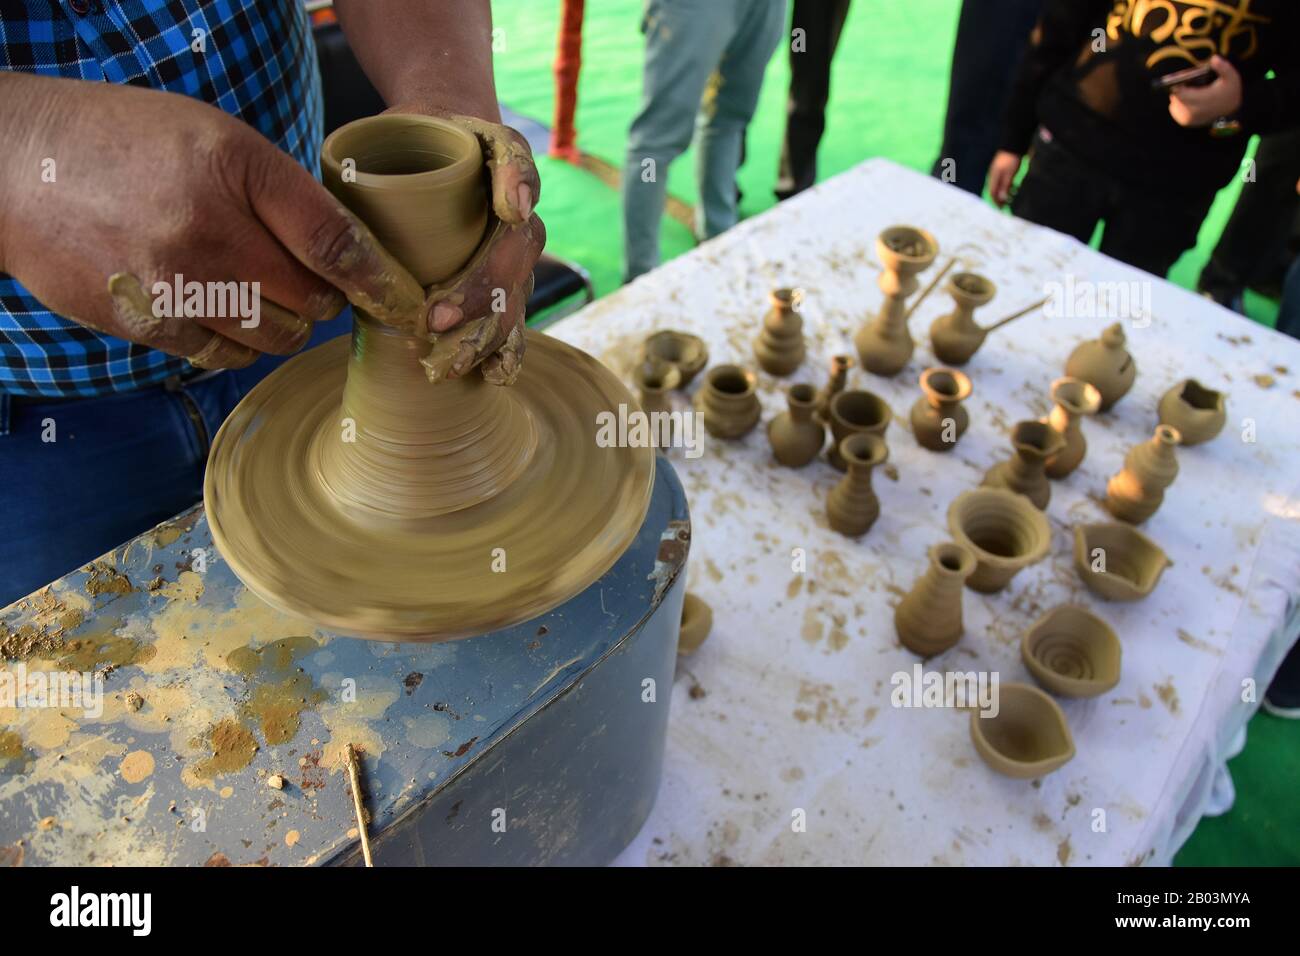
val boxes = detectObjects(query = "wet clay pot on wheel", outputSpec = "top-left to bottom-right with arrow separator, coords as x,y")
970,683 -> 1075,779
678,593 -> 713,656
768,383 -> 826,467
1158,378 -> 1227,445
895,542 -> 976,657
947,488 -> 1052,593
696,364 -> 761,439
855,226 -> 939,377
1021,605 -> 1121,699
632,358 -> 681,417
981,420 -> 1066,510
643,330 -> 708,388
929,272 -> 997,366
754,287 -> 806,376
1065,323 -> 1136,412
827,389 -> 892,470
1043,377 -> 1101,479
1073,523 -> 1170,602
910,367 -> 972,452
827,434 -> 888,537
1105,424 -> 1180,524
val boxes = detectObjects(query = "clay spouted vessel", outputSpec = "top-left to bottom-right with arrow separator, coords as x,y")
854,226 -> 938,377
929,272 -> 997,366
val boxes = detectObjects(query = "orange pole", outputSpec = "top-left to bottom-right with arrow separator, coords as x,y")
550,0 -> 585,161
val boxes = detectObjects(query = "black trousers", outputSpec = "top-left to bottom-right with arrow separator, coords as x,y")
1012,131 -> 1215,279
930,0 -> 1046,195
775,0 -> 852,200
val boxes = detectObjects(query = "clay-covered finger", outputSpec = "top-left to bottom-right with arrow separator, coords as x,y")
108,272 -> 212,357
192,296 -> 311,355
426,214 -> 546,333
455,115 -> 541,226
481,322 -> 526,387
186,332 -> 259,369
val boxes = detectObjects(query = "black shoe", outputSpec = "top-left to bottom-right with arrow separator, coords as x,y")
1263,640 -> 1300,719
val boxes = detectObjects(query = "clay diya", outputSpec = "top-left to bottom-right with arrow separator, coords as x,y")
643,330 -> 708,388
970,683 -> 1075,779
981,420 -> 1066,510
1065,323 -> 1135,411
814,354 -> 854,423
1157,378 -> 1227,445
754,287 -> 806,376
827,433 -> 888,537
1021,605 -> 1121,698
1043,377 -> 1101,479
678,593 -> 714,656
910,367 -> 972,452
827,389 -> 892,470
929,272 -> 996,365
895,542 -> 976,657
947,488 -> 1052,593
204,115 -> 654,640
768,383 -> 826,467
854,225 -> 939,377
696,364 -> 761,439
1105,424 -> 1180,524
1073,523 -> 1170,601
632,358 -> 681,417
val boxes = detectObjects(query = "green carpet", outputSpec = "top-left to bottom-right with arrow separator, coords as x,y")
491,0 -> 1297,864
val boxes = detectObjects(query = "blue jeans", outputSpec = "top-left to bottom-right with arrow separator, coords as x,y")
0,313 -> 352,607
1277,256 -> 1300,341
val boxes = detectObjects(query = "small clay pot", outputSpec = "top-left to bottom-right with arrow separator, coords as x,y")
981,420 -> 1066,510
929,272 -> 997,366
895,542 -> 976,657
1157,378 -> 1227,445
695,364 -> 761,439
910,367 -> 972,452
827,389 -> 892,470
827,434 -> 888,537
947,488 -> 1052,593
1021,605 -> 1121,699
678,592 -> 713,656
854,226 -> 939,377
643,330 -> 709,388
970,683 -> 1075,779
1105,424 -> 1180,524
1073,522 -> 1170,601
754,287 -> 806,376
632,358 -> 681,417
768,383 -> 825,467
814,354 -> 854,423
1065,323 -> 1135,412
1044,377 -> 1101,479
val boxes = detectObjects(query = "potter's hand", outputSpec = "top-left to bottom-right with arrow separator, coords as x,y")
0,74 -> 426,369
987,151 -> 1023,207
1169,56 -> 1243,128
386,106 -> 546,385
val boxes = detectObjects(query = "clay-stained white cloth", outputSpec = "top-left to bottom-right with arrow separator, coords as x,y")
547,159 -> 1300,867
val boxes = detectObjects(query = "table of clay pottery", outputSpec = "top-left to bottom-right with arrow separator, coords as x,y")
548,159 -> 1300,867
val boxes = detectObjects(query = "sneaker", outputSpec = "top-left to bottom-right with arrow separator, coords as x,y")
1263,640 -> 1300,718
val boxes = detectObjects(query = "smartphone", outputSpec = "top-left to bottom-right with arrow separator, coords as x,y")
1151,64 -> 1216,91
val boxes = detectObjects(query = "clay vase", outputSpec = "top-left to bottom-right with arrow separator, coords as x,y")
970,683 -> 1075,779
827,434 -> 888,537
814,354 -> 854,423
981,420 -> 1067,510
947,488 -> 1052,593
754,287 -> 806,376
1073,523 -> 1170,601
643,330 -> 708,387
854,226 -> 939,377
1158,378 -> 1227,445
695,364 -> 760,439
895,542 -> 977,657
1021,605 -> 1121,699
826,389 -> 892,470
1105,424 -> 1181,524
768,383 -> 826,467
632,358 -> 681,417
1065,323 -> 1136,411
929,272 -> 997,366
910,367 -> 973,452
678,593 -> 713,655
1043,377 -> 1102,479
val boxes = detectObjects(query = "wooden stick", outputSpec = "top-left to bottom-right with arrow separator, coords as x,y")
983,295 -> 1051,333
902,257 -> 956,322
346,744 -> 374,867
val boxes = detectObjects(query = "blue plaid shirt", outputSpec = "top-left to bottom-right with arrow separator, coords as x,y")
0,0 -> 322,398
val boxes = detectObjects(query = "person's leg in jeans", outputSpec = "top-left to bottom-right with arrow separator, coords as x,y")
622,0 -> 736,281
695,0 -> 788,240
1010,132 -> 1106,245
931,0 -> 1046,195
775,0 -> 851,201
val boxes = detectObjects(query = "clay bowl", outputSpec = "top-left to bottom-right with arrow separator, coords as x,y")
1050,376 -> 1102,419
1073,523 -> 1170,601
947,488 -> 1052,593
678,592 -> 713,656
1021,605 -> 1121,698
643,330 -> 709,388
828,389 -> 893,469
970,682 -> 1075,779
1157,378 -> 1227,446
876,225 -> 938,275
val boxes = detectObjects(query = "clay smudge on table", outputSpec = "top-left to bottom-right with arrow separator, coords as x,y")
119,750 -> 155,784
227,636 -> 325,746
0,730 -> 32,775
0,588 -> 89,660
1153,680 -> 1181,715
83,561 -> 134,598
193,718 -> 259,780
1176,629 -> 1222,655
